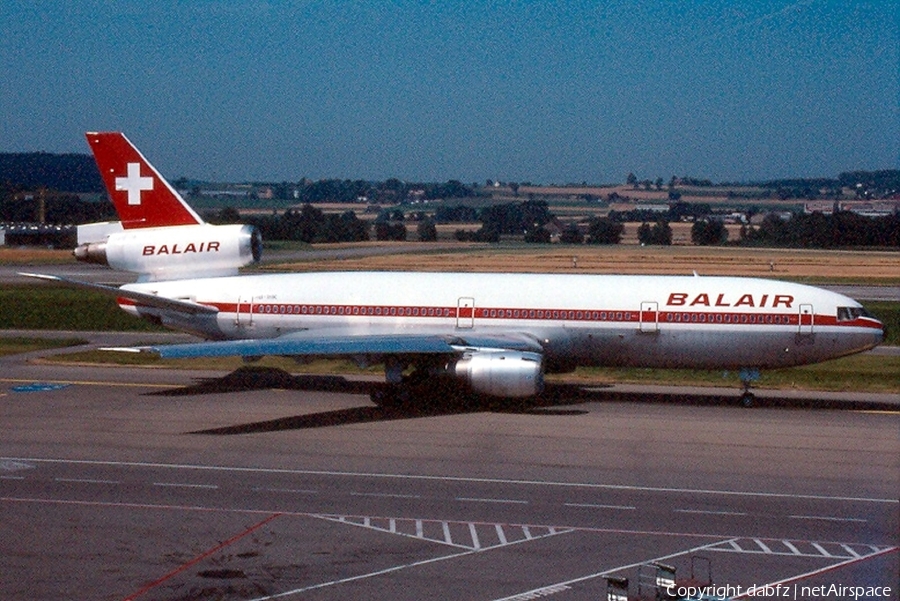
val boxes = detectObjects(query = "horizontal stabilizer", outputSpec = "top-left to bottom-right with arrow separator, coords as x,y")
19,272 -> 218,316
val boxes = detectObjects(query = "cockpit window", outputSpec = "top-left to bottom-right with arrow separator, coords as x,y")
837,306 -> 875,321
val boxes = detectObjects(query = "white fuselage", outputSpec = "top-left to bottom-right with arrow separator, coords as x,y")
120,271 -> 884,372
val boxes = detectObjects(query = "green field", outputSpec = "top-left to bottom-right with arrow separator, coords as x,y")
0,336 -> 87,357
0,284 -> 162,331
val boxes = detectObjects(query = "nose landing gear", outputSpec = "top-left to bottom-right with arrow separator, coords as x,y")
739,367 -> 760,407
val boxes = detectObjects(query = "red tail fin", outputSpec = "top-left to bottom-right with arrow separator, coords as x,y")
86,132 -> 203,229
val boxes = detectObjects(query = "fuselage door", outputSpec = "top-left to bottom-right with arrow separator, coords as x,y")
457,297 -> 475,329
799,304 -> 814,335
640,301 -> 659,333
235,296 -> 255,328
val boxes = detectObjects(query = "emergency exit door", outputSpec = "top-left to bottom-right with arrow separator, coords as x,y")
799,304 -> 814,335
640,301 -> 659,333
457,297 -> 474,328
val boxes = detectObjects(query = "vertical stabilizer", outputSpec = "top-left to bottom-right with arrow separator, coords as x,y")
86,132 -> 203,229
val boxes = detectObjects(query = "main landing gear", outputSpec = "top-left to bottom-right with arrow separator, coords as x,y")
369,358 -> 460,409
739,367 -> 761,407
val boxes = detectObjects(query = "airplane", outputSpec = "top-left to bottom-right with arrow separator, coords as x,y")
23,132 -> 885,406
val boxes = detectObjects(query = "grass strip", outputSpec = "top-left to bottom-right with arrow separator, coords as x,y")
0,336 -> 88,357
43,350 -> 898,394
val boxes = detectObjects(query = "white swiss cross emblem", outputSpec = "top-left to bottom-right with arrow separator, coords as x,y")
115,162 -> 154,206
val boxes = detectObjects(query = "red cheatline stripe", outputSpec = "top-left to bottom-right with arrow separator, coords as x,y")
121,512 -> 282,601
115,298 -> 881,330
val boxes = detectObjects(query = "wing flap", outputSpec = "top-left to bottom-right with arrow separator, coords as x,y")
119,330 -> 543,360
139,333 -> 460,359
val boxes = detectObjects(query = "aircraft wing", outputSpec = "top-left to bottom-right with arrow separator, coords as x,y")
19,272 -> 219,315
114,329 -> 544,359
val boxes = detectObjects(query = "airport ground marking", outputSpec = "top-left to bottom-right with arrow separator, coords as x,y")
0,377 -> 176,389
788,513 -> 868,523
121,511 -> 283,601
729,546 -> 899,600
3,494 -> 895,600
313,512 -> 574,551
55,477 -> 120,485
0,495 -> 785,544
244,546 -> 481,601
565,502 -> 636,510
5,456 -> 896,505
456,496 -> 529,505
496,541 -> 899,601
674,508 -> 749,516
491,537 -> 740,601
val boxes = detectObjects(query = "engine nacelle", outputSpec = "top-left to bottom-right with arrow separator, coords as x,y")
452,350 -> 544,398
74,223 -> 262,281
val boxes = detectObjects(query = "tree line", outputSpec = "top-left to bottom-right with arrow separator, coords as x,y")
260,178 -> 476,203
0,185 -> 114,223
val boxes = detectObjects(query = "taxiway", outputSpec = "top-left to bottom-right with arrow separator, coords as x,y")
1,345 -> 897,600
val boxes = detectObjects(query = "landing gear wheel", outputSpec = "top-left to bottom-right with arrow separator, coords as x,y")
369,383 -> 412,408
738,367 -> 761,408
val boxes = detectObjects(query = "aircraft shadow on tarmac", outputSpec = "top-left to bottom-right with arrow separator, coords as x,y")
143,366 -> 891,435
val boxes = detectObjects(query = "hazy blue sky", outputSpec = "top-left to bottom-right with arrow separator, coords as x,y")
2,1 -> 897,183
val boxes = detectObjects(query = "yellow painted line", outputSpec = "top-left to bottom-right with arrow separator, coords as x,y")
0,377 -> 176,389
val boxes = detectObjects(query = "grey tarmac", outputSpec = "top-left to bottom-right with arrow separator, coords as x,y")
0,341 -> 897,601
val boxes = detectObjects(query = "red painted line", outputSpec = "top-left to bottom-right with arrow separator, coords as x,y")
121,512 -> 282,601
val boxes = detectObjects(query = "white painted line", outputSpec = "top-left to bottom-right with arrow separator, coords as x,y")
495,524 -> 508,545
0,475 -> 25,480
416,519 -> 423,538
491,538 -> 739,601
811,542 -> 833,557
350,491 -> 421,499
789,514 -> 867,523
469,523 -> 480,550
782,540 -> 802,555
840,544 -> 861,558
730,547 -> 899,599
55,477 -> 119,485
153,482 -> 218,490
753,539 -> 773,553
442,522 -> 453,546
674,508 -> 747,516
565,502 -> 636,510
11,457 -> 895,504
456,497 -> 528,505
255,487 -> 317,495
501,583 -> 571,600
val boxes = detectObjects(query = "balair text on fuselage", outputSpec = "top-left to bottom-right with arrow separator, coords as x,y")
666,292 -> 794,308
142,241 -> 220,256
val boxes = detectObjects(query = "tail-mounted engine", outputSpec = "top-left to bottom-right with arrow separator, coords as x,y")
74,223 -> 262,281
451,350 -> 544,398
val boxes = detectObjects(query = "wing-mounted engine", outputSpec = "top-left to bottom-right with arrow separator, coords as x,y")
74,223 -> 262,281
451,350 -> 544,398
